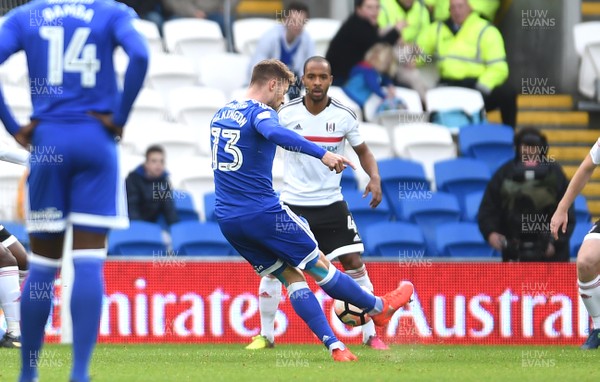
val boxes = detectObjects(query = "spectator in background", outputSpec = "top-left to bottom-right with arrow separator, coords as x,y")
417,0 -> 516,128
343,43 -> 405,116
163,0 -> 240,50
326,0 -> 404,86
248,2 -> 314,100
118,0 -> 170,31
126,145 -> 179,227
478,128 -> 574,262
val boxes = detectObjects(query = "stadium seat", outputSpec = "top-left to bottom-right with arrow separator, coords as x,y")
127,87 -> 168,126
401,191 -> 461,256
328,86 -> 363,121
573,21 -> 600,57
0,51 -> 28,88
170,156 -> 215,220
464,190 -> 485,222
3,85 -> 32,125
123,121 -> 200,163
163,18 -> 226,58
459,123 -> 514,173
108,221 -> 167,256
203,192 -> 216,222
1,221 -> 29,252
426,87 -> 485,133
196,53 -> 250,98
343,189 -> 393,233
434,158 -> 491,216
570,223 -> 591,257
0,161 -> 26,221
146,54 -> 199,100
173,190 -> 200,222
392,123 -> 456,186
363,87 -> 425,127
435,222 -> 494,257
378,158 -> 430,219
578,42 -> 600,100
341,167 -> 358,192
304,18 -> 342,57
232,18 -> 278,56
167,86 -> 228,156
358,123 -> 394,160
171,221 -> 235,256
133,19 -> 164,54
363,221 -> 426,257
575,194 -> 592,225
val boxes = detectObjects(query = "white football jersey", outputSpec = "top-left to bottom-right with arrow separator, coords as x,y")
278,96 -> 364,206
590,138 -> 600,165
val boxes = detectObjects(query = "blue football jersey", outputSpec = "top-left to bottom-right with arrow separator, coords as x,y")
0,0 -> 144,126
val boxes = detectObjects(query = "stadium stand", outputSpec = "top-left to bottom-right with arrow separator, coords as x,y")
304,18 -> 342,57
232,17 -> 278,56
162,18 -> 226,58
458,123 -> 514,173
378,158 -> 430,219
363,221 -> 426,257
108,221 -> 167,256
343,189 -> 393,233
171,221 -> 236,256
435,221 -> 496,258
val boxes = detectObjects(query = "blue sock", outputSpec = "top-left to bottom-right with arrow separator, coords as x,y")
70,252 -> 105,382
317,265 -> 382,313
19,257 -> 60,382
288,282 -> 340,350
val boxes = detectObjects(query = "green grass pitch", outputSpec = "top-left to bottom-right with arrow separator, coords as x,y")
0,344 -> 598,381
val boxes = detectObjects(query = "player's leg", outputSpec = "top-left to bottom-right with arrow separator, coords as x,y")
0,224 -> 29,281
246,274 -> 281,349
576,234 -> 600,349
0,243 -> 21,347
338,252 -> 388,349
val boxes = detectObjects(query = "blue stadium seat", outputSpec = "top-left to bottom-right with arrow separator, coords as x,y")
435,222 -> 495,257
174,189 -> 200,222
464,190 -> 485,222
570,223 -> 591,257
171,221 -> 235,256
574,194 -> 592,225
378,158 -> 430,219
343,189 -> 392,232
363,222 -> 426,257
434,158 -> 491,217
108,221 -> 167,256
459,123 -> 514,173
401,192 -> 461,256
1,221 -> 29,252
341,167 -> 358,191
204,192 -> 216,222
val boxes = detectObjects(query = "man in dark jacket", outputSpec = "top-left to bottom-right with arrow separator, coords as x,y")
478,128 -> 575,262
126,145 -> 179,226
326,0 -> 404,86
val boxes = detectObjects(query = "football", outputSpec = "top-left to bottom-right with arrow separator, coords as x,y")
333,287 -> 373,327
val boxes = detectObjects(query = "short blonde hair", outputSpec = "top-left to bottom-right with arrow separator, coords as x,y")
365,43 -> 398,78
250,59 -> 296,87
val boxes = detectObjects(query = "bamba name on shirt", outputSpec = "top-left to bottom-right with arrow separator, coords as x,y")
211,109 -> 248,127
42,4 -> 95,23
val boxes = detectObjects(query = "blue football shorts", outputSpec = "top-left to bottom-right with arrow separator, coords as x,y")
218,203 -> 319,276
26,121 -> 128,233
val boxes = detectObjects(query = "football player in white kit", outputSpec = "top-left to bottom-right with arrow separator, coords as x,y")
551,138 -> 600,349
246,56 -> 389,350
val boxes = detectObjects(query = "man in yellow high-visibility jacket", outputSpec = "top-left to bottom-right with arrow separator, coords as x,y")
425,0 -> 500,22
378,0 -> 430,44
417,0 -> 516,127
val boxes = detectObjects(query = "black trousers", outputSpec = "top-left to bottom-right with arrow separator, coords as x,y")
439,78 -> 517,128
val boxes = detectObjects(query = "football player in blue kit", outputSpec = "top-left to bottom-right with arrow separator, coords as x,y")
212,59 -> 414,362
0,1 -> 149,381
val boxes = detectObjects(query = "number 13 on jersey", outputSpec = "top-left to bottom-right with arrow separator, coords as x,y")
211,127 -> 243,171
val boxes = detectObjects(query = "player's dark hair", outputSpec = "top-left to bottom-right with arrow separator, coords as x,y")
303,56 -> 331,75
145,144 -> 165,160
354,0 -> 366,9
514,128 -> 548,151
250,59 -> 295,87
286,1 -> 310,17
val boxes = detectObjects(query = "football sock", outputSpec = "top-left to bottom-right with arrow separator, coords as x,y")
288,281 -> 340,350
579,275 -> 600,328
258,276 -> 282,343
70,250 -> 105,382
19,254 -> 60,382
0,266 -> 21,336
317,264 -> 382,313
346,265 -> 376,342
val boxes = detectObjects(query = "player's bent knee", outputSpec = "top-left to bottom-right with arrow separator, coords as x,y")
272,264 -> 305,286
577,239 -> 600,278
338,252 -> 363,270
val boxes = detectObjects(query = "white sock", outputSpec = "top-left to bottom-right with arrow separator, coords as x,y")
0,266 -> 21,336
258,276 -> 282,343
346,265 -> 376,342
579,275 -> 600,329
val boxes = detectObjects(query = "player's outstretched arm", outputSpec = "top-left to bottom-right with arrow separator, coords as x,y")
352,143 -> 382,208
551,154 -> 596,239
321,151 -> 356,174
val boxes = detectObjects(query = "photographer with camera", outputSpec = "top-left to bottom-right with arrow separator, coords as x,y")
478,128 -> 574,262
